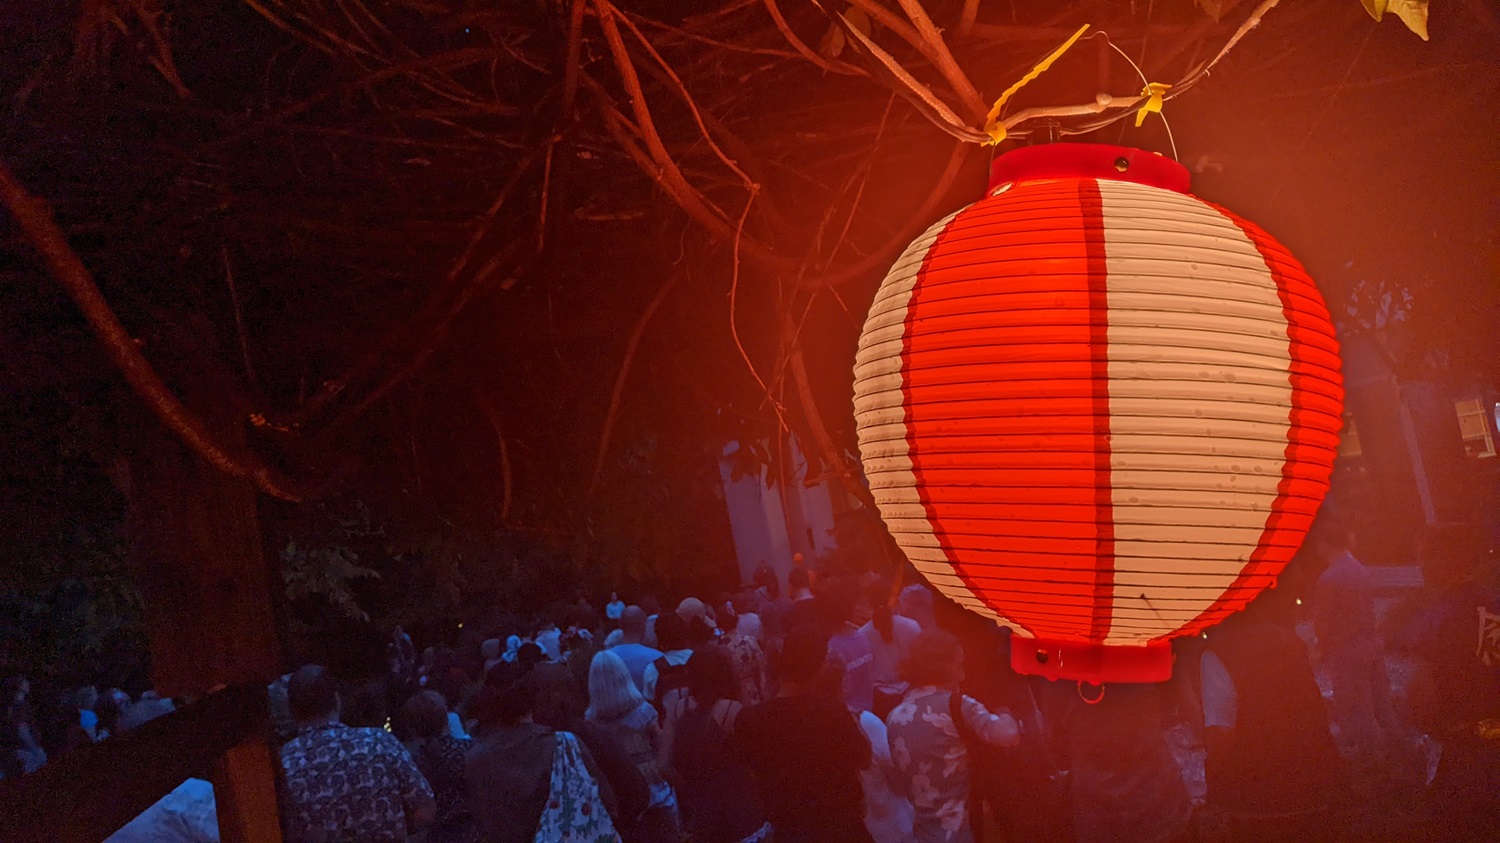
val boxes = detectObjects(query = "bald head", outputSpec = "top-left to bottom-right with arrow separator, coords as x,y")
620,605 -> 648,642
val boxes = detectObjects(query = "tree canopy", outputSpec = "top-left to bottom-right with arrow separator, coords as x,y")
1,0 -> 1495,636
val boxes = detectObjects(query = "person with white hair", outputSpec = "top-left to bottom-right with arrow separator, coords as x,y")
536,624 -> 564,663
587,650 -> 678,834
897,584 -> 937,632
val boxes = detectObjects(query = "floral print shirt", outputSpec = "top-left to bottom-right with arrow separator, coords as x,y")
886,687 -> 1018,843
722,634 -> 767,706
280,722 -> 434,842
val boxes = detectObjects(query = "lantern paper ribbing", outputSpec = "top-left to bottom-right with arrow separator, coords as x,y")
853,145 -> 1342,683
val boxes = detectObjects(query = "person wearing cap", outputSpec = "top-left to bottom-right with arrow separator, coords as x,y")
675,597 -> 717,631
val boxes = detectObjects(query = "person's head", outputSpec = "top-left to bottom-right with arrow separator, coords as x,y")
604,629 -> 625,649
753,564 -> 779,599
655,611 -> 690,653
820,577 -> 860,627
94,691 -> 122,735
429,667 -> 468,712
779,626 -> 829,691
676,597 -> 715,629
866,576 -> 896,643
586,650 -> 644,721
1307,508 -> 1353,558
899,584 -> 936,627
718,602 -> 740,634
687,646 -> 737,705
788,565 -> 811,594
532,662 -> 587,731
481,638 -> 502,662
472,671 -> 537,728
620,606 -> 648,643
517,641 -> 545,672
72,685 -> 98,711
403,690 -> 449,740
287,665 -> 339,723
343,680 -> 388,729
899,630 -> 965,690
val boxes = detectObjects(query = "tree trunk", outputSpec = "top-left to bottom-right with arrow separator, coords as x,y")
126,394 -> 282,696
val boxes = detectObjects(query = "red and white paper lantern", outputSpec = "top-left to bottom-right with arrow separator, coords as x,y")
853,144 -> 1342,683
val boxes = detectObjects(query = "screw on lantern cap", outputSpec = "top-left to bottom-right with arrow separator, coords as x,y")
1010,636 -> 1173,684
988,143 -> 1190,194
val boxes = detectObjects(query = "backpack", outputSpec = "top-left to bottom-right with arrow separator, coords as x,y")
651,655 -> 691,719
950,690 -> 1073,843
533,731 -> 621,843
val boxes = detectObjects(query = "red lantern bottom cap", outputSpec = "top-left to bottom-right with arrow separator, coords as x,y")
1010,637 -> 1173,684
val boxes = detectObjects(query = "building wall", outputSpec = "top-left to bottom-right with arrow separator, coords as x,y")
719,436 -> 839,586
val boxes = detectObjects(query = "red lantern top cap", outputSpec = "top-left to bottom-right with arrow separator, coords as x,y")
988,143 -> 1191,194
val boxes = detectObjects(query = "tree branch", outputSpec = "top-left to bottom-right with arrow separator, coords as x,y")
892,0 -> 987,121
761,0 -> 864,76
0,159 -> 305,502
587,269 -> 683,497
474,388 -> 514,523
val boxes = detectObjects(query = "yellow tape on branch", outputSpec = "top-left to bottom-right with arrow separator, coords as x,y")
1134,82 -> 1171,127
982,24 -> 1091,146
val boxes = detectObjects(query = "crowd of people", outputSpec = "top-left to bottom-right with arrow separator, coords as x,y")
260,536 -> 1499,843
1,676 -> 177,779
5,527 -> 1497,843
264,569 -> 1041,843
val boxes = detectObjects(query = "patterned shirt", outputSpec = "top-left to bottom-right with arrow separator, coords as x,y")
722,634 -> 767,706
408,734 -> 479,843
281,723 -> 434,842
886,687 -> 1018,843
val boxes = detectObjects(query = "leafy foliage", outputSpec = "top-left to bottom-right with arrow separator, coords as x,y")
0,527 -> 148,689
282,539 -> 381,622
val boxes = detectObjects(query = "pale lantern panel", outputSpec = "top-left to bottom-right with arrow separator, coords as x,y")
852,160 -> 1342,663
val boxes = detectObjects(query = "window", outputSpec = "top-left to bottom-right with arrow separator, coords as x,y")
1455,398 -> 1496,458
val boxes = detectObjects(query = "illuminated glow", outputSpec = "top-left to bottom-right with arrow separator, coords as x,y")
854,144 -> 1342,683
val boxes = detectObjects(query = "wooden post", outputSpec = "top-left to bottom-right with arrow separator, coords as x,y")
126,385 -> 284,841
212,736 -> 284,843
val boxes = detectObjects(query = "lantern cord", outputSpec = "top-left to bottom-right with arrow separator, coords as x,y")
1085,32 -> 1179,161
1078,681 -> 1107,705
994,0 -> 1283,142
1138,592 -> 1170,624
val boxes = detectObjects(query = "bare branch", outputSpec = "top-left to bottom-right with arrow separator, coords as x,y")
588,269 -> 683,497
0,159 -> 305,502
761,0 -> 864,76
594,0 -> 735,230
959,0 -> 980,35
892,0 -> 986,121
